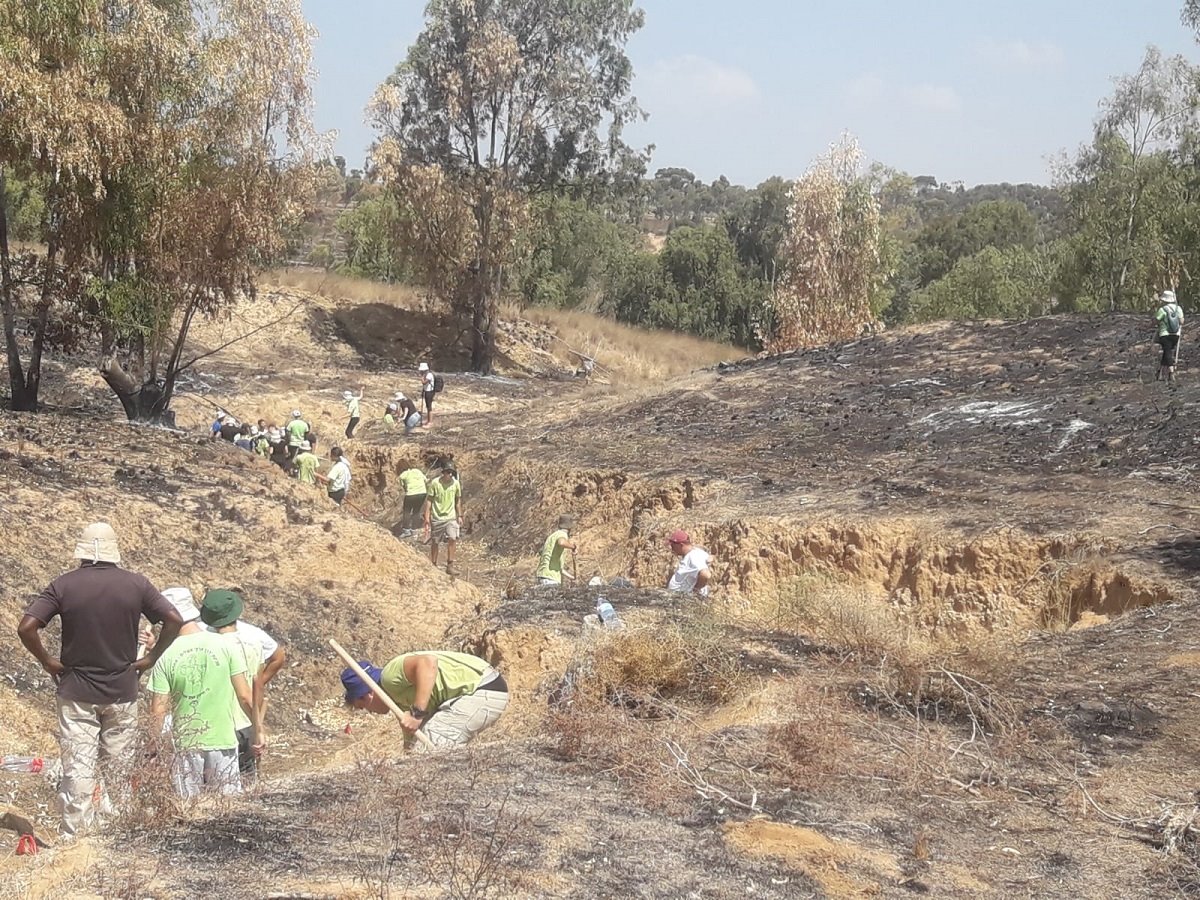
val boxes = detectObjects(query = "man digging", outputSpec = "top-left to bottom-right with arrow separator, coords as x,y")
340,650 -> 508,748
536,515 -> 579,586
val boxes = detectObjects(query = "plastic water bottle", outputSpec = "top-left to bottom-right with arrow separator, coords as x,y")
596,597 -> 621,629
1,756 -> 44,773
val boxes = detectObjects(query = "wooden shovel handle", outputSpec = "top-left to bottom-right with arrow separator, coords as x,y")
329,638 -> 434,749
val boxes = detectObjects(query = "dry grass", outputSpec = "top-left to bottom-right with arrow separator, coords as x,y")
518,304 -> 742,382
264,267 -> 424,308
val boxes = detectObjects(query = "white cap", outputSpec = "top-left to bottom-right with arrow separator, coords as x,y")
292,409 -> 302,418
342,391 -> 353,400
299,440 -> 312,451
161,587 -> 200,623
418,363 -> 429,372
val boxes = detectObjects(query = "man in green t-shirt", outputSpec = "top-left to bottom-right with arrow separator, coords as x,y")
294,441 -> 319,485
148,589 -> 259,798
423,464 -> 462,573
395,463 -> 428,537
341,650 -> 508,749
536,515 -> 578,585
285,410 -> 309,458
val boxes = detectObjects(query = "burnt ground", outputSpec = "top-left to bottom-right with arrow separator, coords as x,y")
6,305 -> 1200,898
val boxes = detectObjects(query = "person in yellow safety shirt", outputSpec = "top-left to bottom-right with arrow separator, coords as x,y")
396,463 -> 428,537
384,403 -> 397,428
343,387 -> 363,439
341,651 -> 507,749
423,464 -> 462,574
536,515 -> 578,585
285,410 -> 309,459
294,441 -> 319,485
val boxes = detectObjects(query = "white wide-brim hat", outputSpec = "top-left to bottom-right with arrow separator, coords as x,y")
74,522 -> 121,564
161,587 -> 200,623
418,363 -> 429,372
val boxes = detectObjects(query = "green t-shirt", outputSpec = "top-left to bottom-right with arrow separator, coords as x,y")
346,396 -> 360,417
399,467 -> 427,496
427,478 -> 461,521
380,651 -> 491,712
286,419 -> 309,446
536,529 -> 570,583
295,451 -> 319,484
383,413 -> 395,427
1156,303 -> 1185,337
149,631 -> 245,751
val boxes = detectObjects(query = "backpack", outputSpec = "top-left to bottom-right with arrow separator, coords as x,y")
433,374 -> 445,393
1166,304 -> 1182,335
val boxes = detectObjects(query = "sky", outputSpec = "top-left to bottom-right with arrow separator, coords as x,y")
301,0 -> 1199,187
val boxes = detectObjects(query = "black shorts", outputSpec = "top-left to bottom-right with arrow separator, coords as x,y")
423,390 -> 435,411
403,494 -> 426,516
236,727 -> 258,778
329,488 -> 346,505
1159,334 -> 1180,366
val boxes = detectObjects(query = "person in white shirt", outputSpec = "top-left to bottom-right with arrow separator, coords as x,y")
342,387 -> 363,439
666,530 -> 711,597
322,446 -> 352,506
419,362 -> 436,426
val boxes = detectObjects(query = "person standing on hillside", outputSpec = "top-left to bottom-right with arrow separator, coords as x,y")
1155,289 -> 1185,384
536,516 -> 579,586
148,590 -> 259,798
419,363 -> 437,426
666,530 -> 712,597
322,446 -> 352,505
294,441 -> 319,485
342,388 -> 364,439
424,463 -> 463,573
200,589 -> 286,784
285,410 -> 309,459
16,523 -> 184,836
341,650 -> 508,748
396,462 -> 428,537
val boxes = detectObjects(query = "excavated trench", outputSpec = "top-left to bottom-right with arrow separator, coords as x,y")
348,445 -> 1177,635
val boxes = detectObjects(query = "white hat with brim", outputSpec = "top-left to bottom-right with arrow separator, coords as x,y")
418,363 -> 429,372
74,522 -> 121,565
300,440 -> 312,451
1161,290 -> 1177,304
161,587 -> 200,623
342,391 -> 353,400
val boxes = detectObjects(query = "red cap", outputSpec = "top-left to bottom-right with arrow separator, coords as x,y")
667,530 -> 690,545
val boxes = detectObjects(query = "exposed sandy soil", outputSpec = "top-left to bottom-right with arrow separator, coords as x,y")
4,291 -> 1200,898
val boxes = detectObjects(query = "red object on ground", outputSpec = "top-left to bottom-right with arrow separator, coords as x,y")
344,723 -> 352,734
15,834 -> 38,856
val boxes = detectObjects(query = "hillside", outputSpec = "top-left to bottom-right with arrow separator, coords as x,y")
3,284 -> 1200,898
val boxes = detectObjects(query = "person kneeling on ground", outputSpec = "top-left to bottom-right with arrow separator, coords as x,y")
148,589 -> 261,798
341,651 -> 508,748
394,392 -> 421,434
536,515 -> 578,586
424,464 -> 463,574
666,529 -> 712,597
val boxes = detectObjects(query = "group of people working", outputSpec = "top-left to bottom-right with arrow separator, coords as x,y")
392,459 -> 464,575
15,521 -> 509,838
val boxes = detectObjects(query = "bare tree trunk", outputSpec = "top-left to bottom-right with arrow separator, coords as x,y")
0,168 -> 29,410
22,230 -> 59,410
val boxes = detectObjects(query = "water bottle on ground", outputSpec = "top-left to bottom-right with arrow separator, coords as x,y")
596,596 -> 622,629
1,756 -> 44,773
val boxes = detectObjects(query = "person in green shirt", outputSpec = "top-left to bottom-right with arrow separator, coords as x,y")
148,589 -> 260,798
424,464 -> 462,573
1154,289 -> 1185,384
342,387 -> 363,439
341,650 -> 508,749
396,463 -> 428,537
536,516 -> 578,585
383,403 -> 397,428
285,410 -> 309,458
294,441 -> 319,485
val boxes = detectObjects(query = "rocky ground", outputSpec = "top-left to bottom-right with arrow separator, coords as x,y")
2,289 -> 1200,898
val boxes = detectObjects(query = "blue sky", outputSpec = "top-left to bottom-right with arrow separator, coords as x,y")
302,0 -> 1198,187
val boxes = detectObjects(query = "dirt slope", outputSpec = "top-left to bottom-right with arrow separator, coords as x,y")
5,289 -> 1200,898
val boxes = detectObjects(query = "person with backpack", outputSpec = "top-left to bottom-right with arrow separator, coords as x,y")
1155,289 -> 1185,384
419,363 -> 442,427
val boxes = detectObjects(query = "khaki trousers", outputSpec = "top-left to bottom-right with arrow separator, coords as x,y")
419,679 -> 509,750
57,697 -> 138,836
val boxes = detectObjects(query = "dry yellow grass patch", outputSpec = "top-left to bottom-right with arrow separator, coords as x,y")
264,267 -> 424,308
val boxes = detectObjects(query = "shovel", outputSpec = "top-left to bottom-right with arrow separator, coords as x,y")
328,639 -> 435,750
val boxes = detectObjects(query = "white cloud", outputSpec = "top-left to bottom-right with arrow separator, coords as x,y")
844,74 -> 961,115
977,39 -> 1065,71
644,54 -> 760,106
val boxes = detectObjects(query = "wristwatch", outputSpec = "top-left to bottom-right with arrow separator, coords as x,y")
410,706 -> 427,720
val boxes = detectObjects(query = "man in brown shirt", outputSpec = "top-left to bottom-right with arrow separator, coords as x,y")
17,522 -> 183,836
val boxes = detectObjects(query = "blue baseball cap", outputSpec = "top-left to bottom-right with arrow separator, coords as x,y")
341,661 -> 382,702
